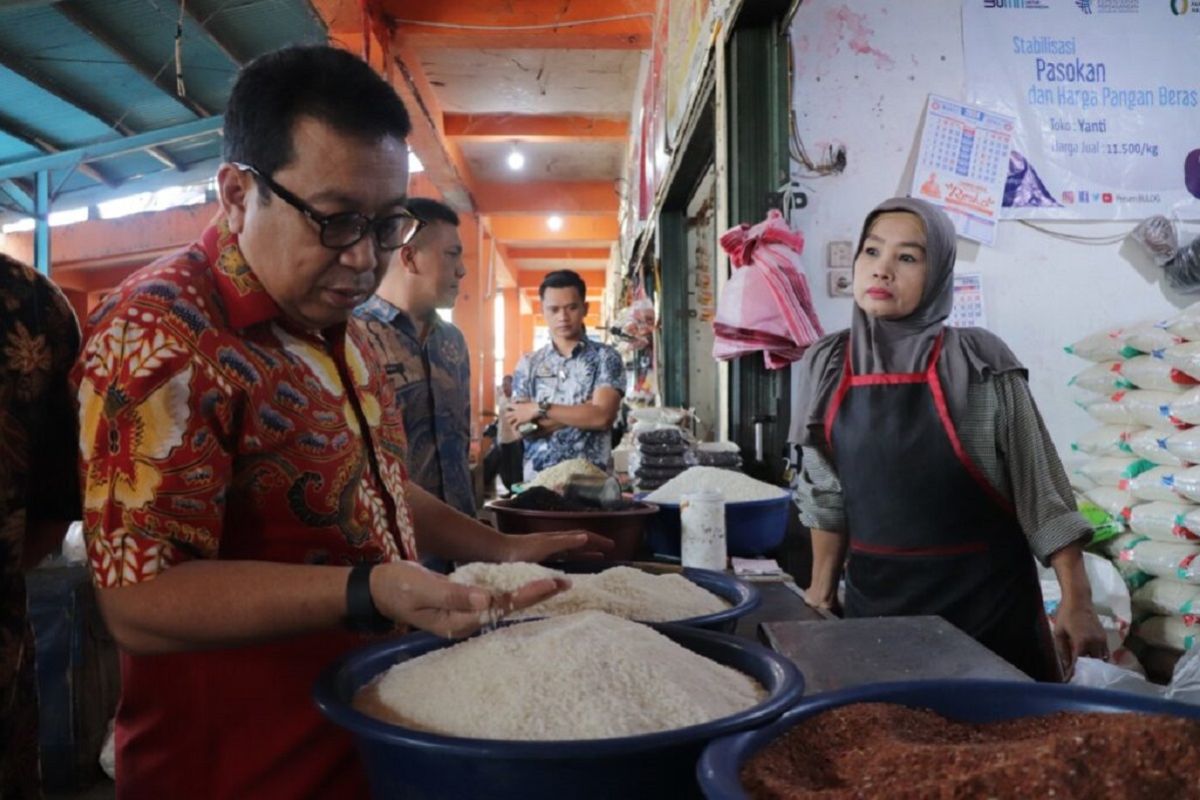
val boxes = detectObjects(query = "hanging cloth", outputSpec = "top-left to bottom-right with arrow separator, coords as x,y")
712,209 -> 824,369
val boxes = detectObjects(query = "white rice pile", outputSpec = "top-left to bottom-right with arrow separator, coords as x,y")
644,466 -> 788,504
449,562 -> 729,622
355,611 -> 764,740
526,458 -> 606,492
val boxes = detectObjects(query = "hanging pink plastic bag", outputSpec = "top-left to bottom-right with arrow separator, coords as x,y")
712,209 -> 824,369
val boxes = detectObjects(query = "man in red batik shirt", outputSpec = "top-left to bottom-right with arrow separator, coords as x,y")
75,46 -> 606,799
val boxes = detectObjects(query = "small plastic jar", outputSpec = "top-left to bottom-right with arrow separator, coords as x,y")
680,489 -> 727,571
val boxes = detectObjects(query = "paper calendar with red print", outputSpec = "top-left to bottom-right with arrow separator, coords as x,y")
912,95 -> 1015,246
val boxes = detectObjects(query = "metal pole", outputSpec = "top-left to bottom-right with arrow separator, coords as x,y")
34,170 -> 49,274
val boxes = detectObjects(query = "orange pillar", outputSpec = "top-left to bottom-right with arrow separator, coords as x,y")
453,214 -> 484,429
503,287 -> 521,376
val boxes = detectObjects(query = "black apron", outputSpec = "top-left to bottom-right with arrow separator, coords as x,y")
826,333 -> 1061,682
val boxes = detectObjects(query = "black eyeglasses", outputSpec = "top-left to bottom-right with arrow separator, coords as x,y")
234,163 -> 424,250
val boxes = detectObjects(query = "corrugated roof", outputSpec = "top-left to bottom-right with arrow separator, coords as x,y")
0,0 -> 326,221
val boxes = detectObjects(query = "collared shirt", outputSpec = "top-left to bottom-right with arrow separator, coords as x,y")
353,297 -> 475,517
512,337 -> 625,481
0,256 -> 80,796
74,217 -> 417,797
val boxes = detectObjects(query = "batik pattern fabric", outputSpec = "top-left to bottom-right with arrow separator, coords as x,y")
354,298 -> 475,517
0,255 -> 81,798
75,217 -> 418,592
512,338 -> 625,481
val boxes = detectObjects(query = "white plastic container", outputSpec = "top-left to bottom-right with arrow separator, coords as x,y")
680,489 -> 727,571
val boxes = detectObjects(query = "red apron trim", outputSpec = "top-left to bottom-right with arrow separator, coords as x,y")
850,540 -> 989,557
848,373 -> 925,386
824,345 -> 854,450
924,342 -> 1017,516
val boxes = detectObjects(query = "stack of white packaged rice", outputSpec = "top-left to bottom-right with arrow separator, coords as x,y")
1068,303 -> 1200,659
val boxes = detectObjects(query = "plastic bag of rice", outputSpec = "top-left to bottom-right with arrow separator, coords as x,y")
449,562 -> 728,622
1065,327 -> 1141,362
1084,486 -> 1137,520
1132,578 -> 1200,617
1070,362 -> 1132,394
354,611 -> 764,740
1122,390 -> 1187,430
1071,426 -> 1143,458
1122,465 -> 1186,503
1128,501 -> 1199,542
1167,428 -> 1200,464
1119,355 -> 1198,393
1168,465 -> 1200,503
1081,457 -> 1154,487
1125,322 -> 1185,356
1078,394 -> 1136,425
1167,301 -> 1200,342
1169,387 -> 1200,426
1126,429 -> 1190,467
1133,615 -> 1197,652
1117,536 -> 1200,584
1163,342 -> 1200,383
527,458 -> 607,492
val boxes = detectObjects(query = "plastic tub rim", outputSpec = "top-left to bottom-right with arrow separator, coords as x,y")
697,678 -> 1200,800
314,622 -> 802,761
484,498 -> 661,519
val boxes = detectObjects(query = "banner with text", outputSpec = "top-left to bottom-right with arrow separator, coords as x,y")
962,0 -> 1200,220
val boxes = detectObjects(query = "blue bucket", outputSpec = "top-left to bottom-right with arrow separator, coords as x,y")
315,623 -> 803,800
640,495 -> 791,557
554,561 -> 762,633
698,679 -> 1200,799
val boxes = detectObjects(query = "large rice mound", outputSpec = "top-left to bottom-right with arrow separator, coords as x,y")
450,562 -> 729,622
354,611 -> 764,740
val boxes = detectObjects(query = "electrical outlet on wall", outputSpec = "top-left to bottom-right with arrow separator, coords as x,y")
827,240 -> 855,269
828,269 -> 853,298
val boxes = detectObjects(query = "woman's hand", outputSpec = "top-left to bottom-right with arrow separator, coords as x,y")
369,561 -> 570,639
1048,543 -> 1109,678
1054,597 -> 1109,676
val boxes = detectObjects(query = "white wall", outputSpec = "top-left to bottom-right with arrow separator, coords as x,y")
787,0 -> 1198,459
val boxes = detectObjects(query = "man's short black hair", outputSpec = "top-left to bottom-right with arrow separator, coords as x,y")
407,197 -> 460,227
223,45 -> 412,180
539,270 -> 588,300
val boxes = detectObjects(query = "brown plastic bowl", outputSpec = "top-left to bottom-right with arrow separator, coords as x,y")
484,499 -> 660,562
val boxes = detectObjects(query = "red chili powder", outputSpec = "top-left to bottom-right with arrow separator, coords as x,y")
741,702 -> 1200,799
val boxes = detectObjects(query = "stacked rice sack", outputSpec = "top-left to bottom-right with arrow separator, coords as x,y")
1069,304 -> 1200,659
629,428 -> 693,493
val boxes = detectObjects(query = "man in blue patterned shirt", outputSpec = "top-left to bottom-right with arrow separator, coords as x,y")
353,198 -> 475,516
507,270 -> 625,481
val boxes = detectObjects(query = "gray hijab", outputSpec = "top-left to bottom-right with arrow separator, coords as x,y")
789,197 -> 1025,448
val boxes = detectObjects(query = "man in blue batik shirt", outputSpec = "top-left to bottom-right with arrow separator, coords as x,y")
506,270 -> 625,482
354,198 -> 475,516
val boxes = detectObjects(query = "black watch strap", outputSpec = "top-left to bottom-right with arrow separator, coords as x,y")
345,563 -> 393,634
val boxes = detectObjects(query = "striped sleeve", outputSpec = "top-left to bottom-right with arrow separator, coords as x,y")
792,444 -> 848,533
982,371 -> 1092,564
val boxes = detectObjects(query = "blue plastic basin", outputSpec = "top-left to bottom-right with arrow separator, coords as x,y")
554,561 -> 762,633
315,623 -> 804,800
698,679 -> 1200,800
639,495 -> 791,557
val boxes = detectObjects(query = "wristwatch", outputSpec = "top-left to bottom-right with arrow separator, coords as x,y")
344,563 -> 394,634
536,399 -> 551,419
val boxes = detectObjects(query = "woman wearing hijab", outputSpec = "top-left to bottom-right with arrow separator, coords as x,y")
791,197 -> 1107,681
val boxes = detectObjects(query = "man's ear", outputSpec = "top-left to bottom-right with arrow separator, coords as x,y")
583,300 -> 590,317
217,163 -> 252,234
397,243 -> 420,275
